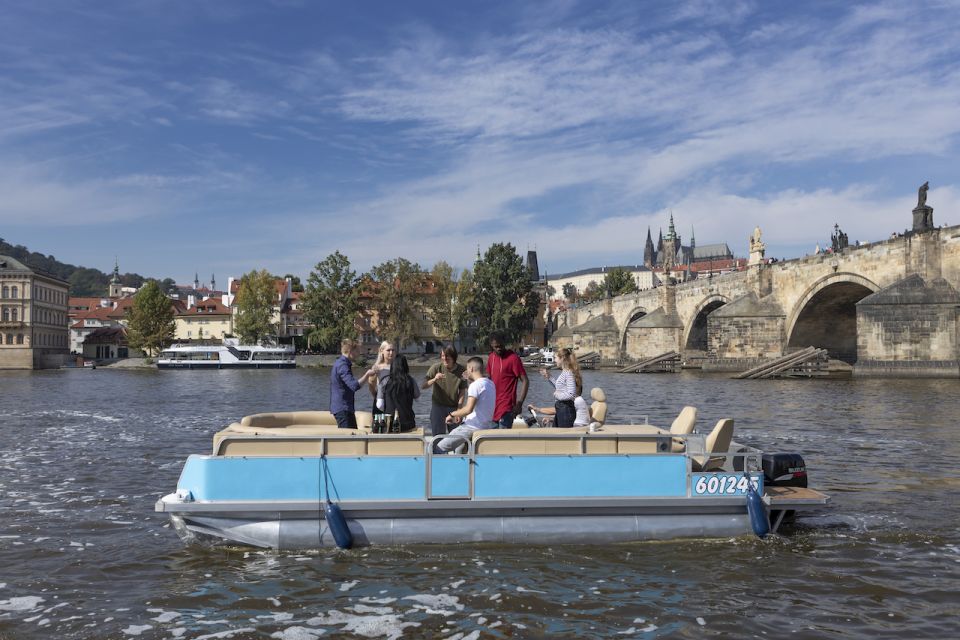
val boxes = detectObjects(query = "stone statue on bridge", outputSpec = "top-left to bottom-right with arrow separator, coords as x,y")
748,226 -> 766,265
912,181 -> 934,233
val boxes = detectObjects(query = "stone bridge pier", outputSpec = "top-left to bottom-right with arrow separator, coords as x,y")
555,220 -> 960,377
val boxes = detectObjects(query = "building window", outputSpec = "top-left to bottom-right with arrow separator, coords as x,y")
16,334 -> 23,344
11,286 -> 17,298
1,308 -> 7,321
6,333 -> 13,344
1,286 -> 7,298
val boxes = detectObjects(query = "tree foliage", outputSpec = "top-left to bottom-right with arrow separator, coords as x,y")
561,282 -> 577,302
425,261 -> 475,344
582,280 -> 602,303
301,251 -> 359,352
126,280 -> 175,356
469,243 -> 540,346
234,269 -> 277,344
603,267 -> 638,297
367,257 -> 423,348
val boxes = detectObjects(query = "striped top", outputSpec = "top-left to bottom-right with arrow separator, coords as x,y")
550,370 -> 578,401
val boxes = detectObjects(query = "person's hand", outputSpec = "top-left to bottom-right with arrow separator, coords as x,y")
433,371 -> 445,383
527,404 -> 535,412
512,401 -> 523,416
445,413 -> 459,425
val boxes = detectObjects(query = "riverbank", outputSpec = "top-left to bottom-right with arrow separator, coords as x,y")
98,353 -> 452,370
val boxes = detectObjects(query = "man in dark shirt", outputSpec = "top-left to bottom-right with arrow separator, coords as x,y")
330,338 -> 376,429
487,332 -> 528,429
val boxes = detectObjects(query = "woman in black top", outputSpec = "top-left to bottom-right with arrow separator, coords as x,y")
384,354 -> 421,432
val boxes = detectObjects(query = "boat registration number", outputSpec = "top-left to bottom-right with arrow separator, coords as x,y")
692,474 -> 760,496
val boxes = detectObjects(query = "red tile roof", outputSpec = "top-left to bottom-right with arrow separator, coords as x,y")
179,299 -> 230,316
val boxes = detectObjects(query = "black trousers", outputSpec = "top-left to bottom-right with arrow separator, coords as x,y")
554,399 -> 576,428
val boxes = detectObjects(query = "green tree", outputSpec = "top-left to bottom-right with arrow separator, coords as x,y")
234,269 -> 277,344
126,280 -> 175,356
603,267 -> 638,296
301,251 -> 359,352
582,280 -> 603,303
562,282 -> 577,302
367,257 -> 423,348
425,261 -> 458,343
469,243 -> 540,345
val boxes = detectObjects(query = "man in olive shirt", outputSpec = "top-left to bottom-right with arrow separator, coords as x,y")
421,346 -> 467,436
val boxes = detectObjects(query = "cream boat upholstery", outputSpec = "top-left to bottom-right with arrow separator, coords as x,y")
669,406 -> 698,453
590,387 -> 608,425
239,410 -> 374,429
215,411 -> 422,456
690,419 -> 734,472
472,424 -> 667,455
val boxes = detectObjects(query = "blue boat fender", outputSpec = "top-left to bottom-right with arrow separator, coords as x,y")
321,456 -> 353,549
325,501 -> 353,550
745,475 -> 770,539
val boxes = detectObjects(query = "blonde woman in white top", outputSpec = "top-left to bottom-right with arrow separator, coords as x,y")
538,347 -> 582,428
367,340 -> 395,412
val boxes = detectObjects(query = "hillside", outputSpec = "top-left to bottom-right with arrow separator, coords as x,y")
0,238 -> 167,297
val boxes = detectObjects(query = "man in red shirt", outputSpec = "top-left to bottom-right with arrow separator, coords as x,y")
486,332 -> 529,429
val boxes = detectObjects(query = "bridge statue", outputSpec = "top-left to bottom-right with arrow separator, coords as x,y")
748,226 -> 766,265
912,181 -> 934,232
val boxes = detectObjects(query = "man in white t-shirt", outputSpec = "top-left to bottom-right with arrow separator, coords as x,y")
435,357 -> 495,453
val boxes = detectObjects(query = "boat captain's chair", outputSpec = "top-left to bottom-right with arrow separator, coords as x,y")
590,387 -> 607,425
669,406 -> 697,452
691,418 -> 734,472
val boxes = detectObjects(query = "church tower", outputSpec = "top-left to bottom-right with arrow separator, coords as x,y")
643,227 -> 656,267
108,258 -> 123,298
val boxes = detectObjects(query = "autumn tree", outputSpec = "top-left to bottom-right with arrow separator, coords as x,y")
469,243 -> 540,346
367,257 -> 423,348
301,251 -> 359,352
233,269 -> 277,344
126,280 -> 175,356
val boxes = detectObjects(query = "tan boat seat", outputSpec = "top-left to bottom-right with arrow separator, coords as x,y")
669,406 -> 697,452
590,387 -> 608,425
239,410 -> 375,429
691,419 -> 734,472
472,424 -> 667,455
213,421 -> 424,456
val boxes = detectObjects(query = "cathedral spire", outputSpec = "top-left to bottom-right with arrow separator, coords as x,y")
644,226 -> 656,267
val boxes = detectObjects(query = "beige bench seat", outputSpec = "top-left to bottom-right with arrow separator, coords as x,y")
214,416 -> 424,456
472,424 -> 669,455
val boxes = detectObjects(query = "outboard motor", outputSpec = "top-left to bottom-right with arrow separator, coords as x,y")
762,453 -> 807,488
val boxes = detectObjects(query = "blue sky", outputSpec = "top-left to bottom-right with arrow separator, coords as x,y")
2,0 -> 959,286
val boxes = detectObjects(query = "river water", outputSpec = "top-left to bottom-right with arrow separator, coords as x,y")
1,366 -> 958,639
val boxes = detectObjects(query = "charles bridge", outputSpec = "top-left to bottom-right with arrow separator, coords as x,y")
554,192 -> 960,377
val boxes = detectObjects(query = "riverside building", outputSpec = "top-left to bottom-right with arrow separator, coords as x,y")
0,255 -> 70,369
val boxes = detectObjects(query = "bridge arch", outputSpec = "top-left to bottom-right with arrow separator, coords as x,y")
619,307 -> 649,353
785,272 -> 879,363
682,294 -> 731,352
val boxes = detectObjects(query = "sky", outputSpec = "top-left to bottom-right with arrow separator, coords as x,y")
2,0 -> 959,286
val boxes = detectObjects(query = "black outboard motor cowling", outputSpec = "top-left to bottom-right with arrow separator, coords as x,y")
762,453 -> 807,488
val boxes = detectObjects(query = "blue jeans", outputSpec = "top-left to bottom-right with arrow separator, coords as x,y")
495,412 -> 515,429
334,411 -> 357,429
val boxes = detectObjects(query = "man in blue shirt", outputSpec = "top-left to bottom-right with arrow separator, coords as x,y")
330,338 -> 376,428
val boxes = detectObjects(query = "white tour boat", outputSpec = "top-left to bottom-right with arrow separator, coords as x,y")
157,338 -> 295,369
